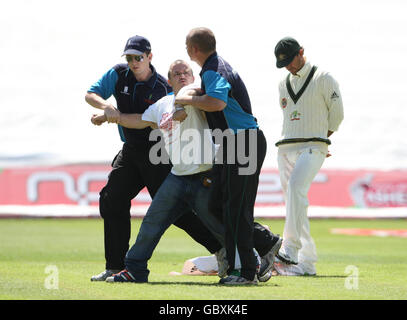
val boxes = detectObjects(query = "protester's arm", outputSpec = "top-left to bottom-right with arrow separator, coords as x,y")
91,113 -> 154,129
86,92 -> 120,123
173,107 -> 188,122
119,113 -> 155,129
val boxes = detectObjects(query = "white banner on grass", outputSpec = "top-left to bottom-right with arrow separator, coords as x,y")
1,205 -> 406,219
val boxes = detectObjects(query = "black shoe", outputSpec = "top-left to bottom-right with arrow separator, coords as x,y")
105,269 -> 146,283
258,237 -> 283,282
276,251 -> 298,265
219,273 -> 258,285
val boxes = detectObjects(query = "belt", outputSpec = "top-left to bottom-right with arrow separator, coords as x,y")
275,137 -> 331,147
181,169 -> 213,187
185,169 -> 212,178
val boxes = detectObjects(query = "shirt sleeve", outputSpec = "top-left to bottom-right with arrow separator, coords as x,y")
118,125 -> 126,142
142,100 -> 160,124
88,68 -> 118,100
322,73 -> 344,132
202,70 -> 231,103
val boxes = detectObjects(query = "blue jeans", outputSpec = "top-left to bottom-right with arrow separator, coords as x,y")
124,172 -> 225,282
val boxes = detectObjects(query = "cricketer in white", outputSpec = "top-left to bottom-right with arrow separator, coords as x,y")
274,37 -> 344,276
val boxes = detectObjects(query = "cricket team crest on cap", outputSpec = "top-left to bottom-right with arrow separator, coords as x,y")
281,98 -> 287,109
278,54 -> 286,61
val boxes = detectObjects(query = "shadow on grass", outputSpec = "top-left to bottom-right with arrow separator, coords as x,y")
297,275 -> 348,279
147,281 -> 280,287
105,275 -> 347,286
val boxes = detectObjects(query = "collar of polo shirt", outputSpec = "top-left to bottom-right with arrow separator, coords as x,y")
295,61 -> 312,78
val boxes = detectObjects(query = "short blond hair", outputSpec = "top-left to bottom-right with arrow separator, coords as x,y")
186,27 -> 216,54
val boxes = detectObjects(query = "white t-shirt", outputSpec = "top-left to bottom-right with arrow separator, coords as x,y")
142,84 -> 216,176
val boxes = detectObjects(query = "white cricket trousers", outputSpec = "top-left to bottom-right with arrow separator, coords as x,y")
277,142 -> 328,265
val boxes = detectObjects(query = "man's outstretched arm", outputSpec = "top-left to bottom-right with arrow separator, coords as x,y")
85,92 -> 120,123
91,113 -> 155,129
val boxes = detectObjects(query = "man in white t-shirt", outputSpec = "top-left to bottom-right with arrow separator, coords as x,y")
92,60 -> 282,284
273,37 -> 344,276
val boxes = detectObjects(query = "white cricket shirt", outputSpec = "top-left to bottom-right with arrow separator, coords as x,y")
278,61 -> 344,140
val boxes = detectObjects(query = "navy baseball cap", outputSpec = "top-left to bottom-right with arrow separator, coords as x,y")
274,37 -> 301,68
122,35 -> 151,56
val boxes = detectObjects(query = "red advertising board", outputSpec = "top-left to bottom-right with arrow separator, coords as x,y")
1,165 -> 407,208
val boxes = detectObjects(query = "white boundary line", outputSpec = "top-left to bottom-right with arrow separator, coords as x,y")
0,205 -> 406,219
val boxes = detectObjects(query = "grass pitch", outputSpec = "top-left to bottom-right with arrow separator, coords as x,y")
0,217 -> 406,300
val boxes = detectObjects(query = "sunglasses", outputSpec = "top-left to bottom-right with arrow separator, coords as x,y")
126,55 -> 144,63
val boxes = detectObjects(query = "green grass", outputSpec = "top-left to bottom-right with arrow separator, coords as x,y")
0,218 -> 407,300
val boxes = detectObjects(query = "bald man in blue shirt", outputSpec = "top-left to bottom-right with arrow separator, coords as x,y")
176,27 -> 278,285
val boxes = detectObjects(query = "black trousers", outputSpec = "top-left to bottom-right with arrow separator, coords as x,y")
253,222 -> 280,257
99,143 -> 222,270
209,129 -> 268,280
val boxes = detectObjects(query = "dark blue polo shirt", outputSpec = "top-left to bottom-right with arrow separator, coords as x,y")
88,64 -> 172,147
200,52 -> 258,133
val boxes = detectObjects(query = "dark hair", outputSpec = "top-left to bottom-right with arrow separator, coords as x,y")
187,27 -> 216,54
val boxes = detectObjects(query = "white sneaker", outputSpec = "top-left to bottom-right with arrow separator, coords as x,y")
300,262 -> 317,276
273,262 -> 316,276
90,269 -> 121,281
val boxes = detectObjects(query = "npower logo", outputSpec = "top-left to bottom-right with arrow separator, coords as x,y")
25,170 -> 328,206
27,171 -> 109,205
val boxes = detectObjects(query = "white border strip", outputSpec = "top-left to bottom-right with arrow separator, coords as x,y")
0,205 -> 149,218
0,205 -> 406,219
254,206 -> 407,219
